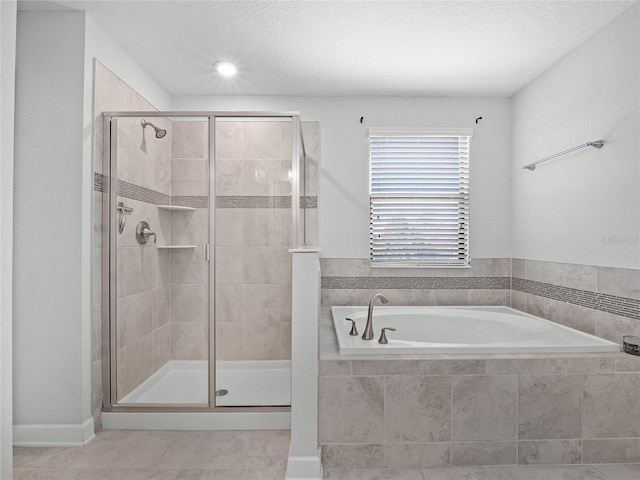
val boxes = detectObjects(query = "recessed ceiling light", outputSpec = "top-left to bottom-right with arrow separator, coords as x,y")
215,61 -> 237,77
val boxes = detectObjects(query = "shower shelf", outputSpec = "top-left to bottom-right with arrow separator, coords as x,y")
156,245 -> 196,250
157,205 -> 196,211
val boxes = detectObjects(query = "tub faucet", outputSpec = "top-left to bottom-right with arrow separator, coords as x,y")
362,293 -> 388,340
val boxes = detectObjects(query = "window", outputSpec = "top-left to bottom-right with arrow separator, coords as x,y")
369,128 -> 472,267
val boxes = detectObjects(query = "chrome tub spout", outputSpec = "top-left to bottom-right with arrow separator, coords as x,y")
362,293 -> 388,340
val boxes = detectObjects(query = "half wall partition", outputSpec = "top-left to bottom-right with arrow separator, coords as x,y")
101,112 -> 314,412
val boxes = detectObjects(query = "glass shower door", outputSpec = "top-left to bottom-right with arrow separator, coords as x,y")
107,115 -> 211,406
213,117 -> 293,407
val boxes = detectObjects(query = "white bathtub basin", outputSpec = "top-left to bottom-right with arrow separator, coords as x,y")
331,306 -> 620,354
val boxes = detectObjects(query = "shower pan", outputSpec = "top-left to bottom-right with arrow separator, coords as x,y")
101,111 -> 311,419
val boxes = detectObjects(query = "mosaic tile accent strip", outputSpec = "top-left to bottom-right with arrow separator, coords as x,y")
303,196 -> 318,209
172,196 -> 208,208
216,196 -> 317,209
513,277 -> 640,320
321,276 -> 510,290
94,173 -> 171,204
95,174 -> 317,209
116,179 -> 170,205
94,172 -> 105,193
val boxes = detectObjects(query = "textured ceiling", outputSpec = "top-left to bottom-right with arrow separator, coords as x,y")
28,0 -> 638,96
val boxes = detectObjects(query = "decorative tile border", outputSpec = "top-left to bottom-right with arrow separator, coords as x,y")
513,278 -> 640,320
94,174 -> 317,209
216,195 -> 318,209
117,179 -> 170,205
321,276 -> 510,290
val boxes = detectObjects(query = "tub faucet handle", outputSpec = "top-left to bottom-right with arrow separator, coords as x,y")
378,327 -> 396,344
345,317 -> 358,336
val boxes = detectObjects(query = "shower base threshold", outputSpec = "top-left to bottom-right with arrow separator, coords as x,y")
118,360 -> 291,406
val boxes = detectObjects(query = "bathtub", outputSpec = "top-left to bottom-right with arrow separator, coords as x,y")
331,305 -> 620,354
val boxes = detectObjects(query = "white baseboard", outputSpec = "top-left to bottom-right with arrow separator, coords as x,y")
13,417 -> 95,446
286,448 -> 323,480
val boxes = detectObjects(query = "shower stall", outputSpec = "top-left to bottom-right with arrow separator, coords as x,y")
100,112 -> 316,415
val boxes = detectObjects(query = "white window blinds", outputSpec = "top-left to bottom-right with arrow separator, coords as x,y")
369,128 -> 472,267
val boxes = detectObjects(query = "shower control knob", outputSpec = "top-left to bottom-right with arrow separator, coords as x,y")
136,221 -> 157,245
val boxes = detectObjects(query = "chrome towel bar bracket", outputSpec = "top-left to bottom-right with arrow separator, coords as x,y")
522,139 -> 604,171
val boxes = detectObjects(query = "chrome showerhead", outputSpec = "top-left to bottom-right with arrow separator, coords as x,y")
141,120 -> 167,139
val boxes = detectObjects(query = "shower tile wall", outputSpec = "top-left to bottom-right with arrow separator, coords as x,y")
93,61 -> 168,425
114,117 -> 173,401
169,120 -> 208,361
215,121 -> 293,361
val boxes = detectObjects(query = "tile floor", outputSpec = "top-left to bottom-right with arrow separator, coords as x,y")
13,429 -> 289,480
13,429 -> 640,480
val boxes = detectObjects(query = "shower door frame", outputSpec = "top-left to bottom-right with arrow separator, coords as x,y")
101,111 -> 302,413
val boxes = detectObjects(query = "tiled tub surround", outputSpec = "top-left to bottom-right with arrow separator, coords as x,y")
511,259 -> 640,344
319,309 -> 640,469
321,258 -> 512,308
321,258 -> 640,343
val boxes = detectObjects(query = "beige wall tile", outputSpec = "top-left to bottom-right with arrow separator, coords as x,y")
597,266 -> 640,300
583,373 -> 640,438
319,361 -> 352,377
242,246 -> 291,284
595,311 -> 640,344
215,121 -> 243,158
151,287 -> 170,329
171,121 -> 206,159
215,209 -> 243,246
512,258 -> 526,278
451,441 -> 517,466
418,359 -> 487,376
526,260 -> 597,291
243,121 -> 282,159
170,246 -> 206,285
278,323 -> 291,360
170,322 -> 206,361
583,438 -> 640,464
215,159 -> 243,195
318,376 -> 384,444
321,444 -> 384,469
452,376 -> 518,441
241,159 -> 291,196
117,334 -> 153,400
171,180 -> 206,197
384,376 -> 451,442
117,291 -> 153,348
518,374 -> 582,439
172,158 -> 205,183
171,209 -> 207,246
242,208 -> 290,246
384,443 -> 451,468
216,323 -> 280,361
170,284 -> 204,323
152,323 -> 170,371
518,440 -> 581,465
510,290 -> 526,311
550,301 -> 598,335
215,246 -> 243,284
